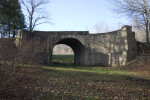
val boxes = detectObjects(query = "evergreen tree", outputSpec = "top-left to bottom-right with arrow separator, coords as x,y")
0,0 -> 9,37
0,0 -> 26,38
11,0 -> 26,38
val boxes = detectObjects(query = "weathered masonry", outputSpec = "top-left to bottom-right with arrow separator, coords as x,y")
15,26 -> 137,66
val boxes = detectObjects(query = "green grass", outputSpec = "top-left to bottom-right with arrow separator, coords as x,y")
53,54 -> 74,64
39,65 -> 150,100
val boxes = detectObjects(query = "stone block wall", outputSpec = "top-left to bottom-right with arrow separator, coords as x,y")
16,26 -> 137,66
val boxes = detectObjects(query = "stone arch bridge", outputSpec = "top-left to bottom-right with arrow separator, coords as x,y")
16,26 -> 137,66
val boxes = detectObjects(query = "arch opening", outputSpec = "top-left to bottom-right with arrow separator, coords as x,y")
53,44 -> 74,65
52,38 -> 85,66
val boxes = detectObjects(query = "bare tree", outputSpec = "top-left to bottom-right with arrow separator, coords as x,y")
91,21 -> 123,33
93,22 -> 105,33
108,0 -> 150,43
92,22 -> 111,33
132,16 -> 146,42
21,0 -> 50,32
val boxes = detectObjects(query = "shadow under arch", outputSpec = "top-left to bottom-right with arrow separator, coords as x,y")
53,38 -> 86,65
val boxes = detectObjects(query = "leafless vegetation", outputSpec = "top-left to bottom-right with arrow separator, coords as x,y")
21,0 -> 51,32
108,0 -> 150,43
16,39 -> 45,64
93,22 -> 110,33
88,21 -> 124,33
132,17 -> 146,42
0,38 -> 45,72
0,39 -> 43,99
0,65 -> 42,100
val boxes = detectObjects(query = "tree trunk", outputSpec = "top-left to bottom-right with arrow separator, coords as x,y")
13,22 -> 16,38
30,15 -> 33,32
13,29 -> 15,38
8,20 -> 11,38
146,19 -> 149,43
2,25 -> 4,38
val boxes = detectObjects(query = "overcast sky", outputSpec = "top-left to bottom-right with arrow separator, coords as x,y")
23,0 -> 130,33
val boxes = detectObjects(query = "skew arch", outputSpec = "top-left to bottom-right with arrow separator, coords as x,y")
53,38 -> 86,65
16,26 -> 137,66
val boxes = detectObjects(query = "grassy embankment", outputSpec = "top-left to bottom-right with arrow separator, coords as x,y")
0,55 -> 150,100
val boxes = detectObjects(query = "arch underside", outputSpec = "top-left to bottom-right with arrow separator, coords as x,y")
54,38 -> 85,65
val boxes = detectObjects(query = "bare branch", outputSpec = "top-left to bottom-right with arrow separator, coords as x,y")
21,0 -> 50,32
108,0 -> 150,43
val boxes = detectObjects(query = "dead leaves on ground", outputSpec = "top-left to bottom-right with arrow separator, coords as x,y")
0,65 -> 150,100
